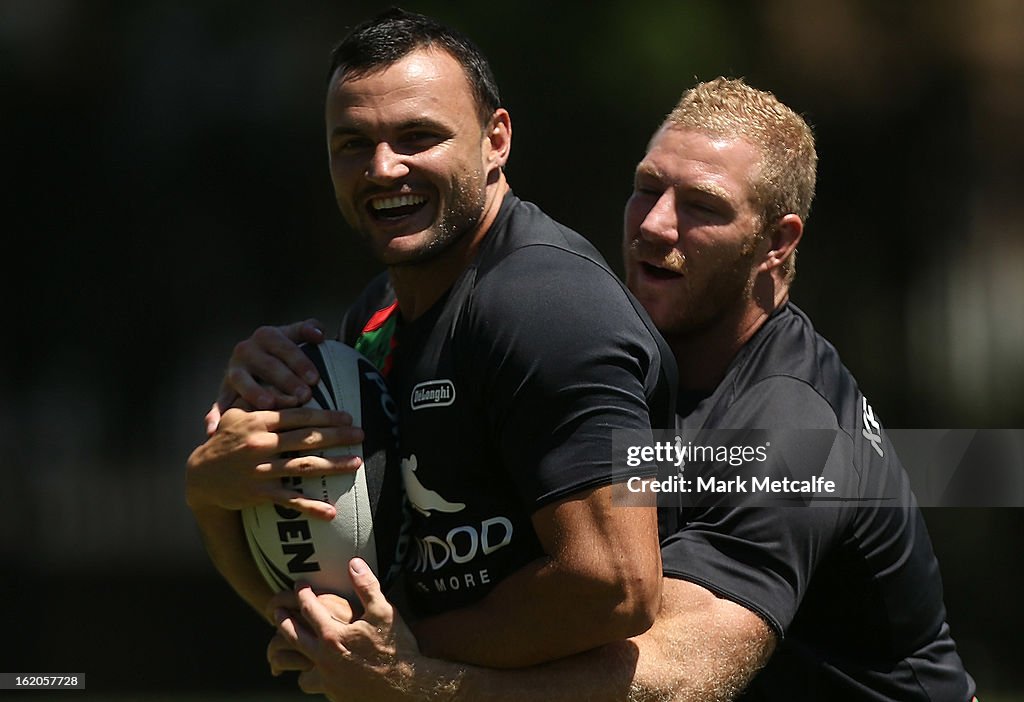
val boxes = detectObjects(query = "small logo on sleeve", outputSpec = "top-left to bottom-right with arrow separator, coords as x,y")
862,396 -> 884,458
410,379 -> 456,410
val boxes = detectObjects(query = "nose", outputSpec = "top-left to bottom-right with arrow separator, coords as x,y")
637,191 -> 679,247
366,142 -> 409,183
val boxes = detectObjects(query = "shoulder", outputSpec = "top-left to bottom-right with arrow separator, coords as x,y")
717,376 -> 841,432
465,198 -> 654,345
477,195 -> 612,277
716,303 -> 860,433
730,304 -> 841,385
467,245 -> 664,376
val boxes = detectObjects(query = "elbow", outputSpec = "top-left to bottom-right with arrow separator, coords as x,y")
586,541 -> 663,640
615,569 -> 661,637
565,563 -> 661,643
580,555 -> 661,640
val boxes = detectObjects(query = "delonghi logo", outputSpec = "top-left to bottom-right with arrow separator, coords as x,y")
410,379 -> 456,410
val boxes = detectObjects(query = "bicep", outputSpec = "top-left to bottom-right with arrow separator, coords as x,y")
473,250 -> 663,508
532,483 -> 661,586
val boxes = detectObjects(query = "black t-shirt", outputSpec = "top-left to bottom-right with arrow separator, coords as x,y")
341,192 -> 676,617
660,302 -> 975,701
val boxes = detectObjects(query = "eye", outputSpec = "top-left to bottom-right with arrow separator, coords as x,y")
632,177 -> 662,197
681,191 -> 730,218
628,188 -> 658,209
681,199 -> 732,226
398,130 -> 445,153
330,135 -> 373,156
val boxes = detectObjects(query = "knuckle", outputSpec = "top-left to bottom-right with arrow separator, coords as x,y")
225,365 -> 244,384
296,407 -> 317,423
335,457 -> 361,473
231,337 -> 255,359
301,430 -> 324,449
244,433 -> 274,452
220,407 -> 245,424
289,455 -> 321,473
252,325 -> 279,342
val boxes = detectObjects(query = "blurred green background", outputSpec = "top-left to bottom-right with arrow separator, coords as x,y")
2,0 -> 1021,698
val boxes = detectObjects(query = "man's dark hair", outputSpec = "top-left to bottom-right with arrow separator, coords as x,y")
327,7 -> 501,125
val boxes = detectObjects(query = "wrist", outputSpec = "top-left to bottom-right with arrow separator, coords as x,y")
399,655 -> 466,702
184,481 -> 219,512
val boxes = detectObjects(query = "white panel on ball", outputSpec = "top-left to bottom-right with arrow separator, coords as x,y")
241,341 -> 403,597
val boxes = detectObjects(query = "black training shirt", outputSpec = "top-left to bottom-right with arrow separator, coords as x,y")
660,302 -> 975,701
342,192 -> 676,617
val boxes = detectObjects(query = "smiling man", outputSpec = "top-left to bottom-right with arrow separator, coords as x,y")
252,79 -> 975,701
186,7 -> 676,670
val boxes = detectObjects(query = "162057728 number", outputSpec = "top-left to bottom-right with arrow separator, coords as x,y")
0,674 -> 86,689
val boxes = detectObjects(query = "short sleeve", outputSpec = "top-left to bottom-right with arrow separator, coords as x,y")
467,245 -> 664,508
661,376 -> 856,636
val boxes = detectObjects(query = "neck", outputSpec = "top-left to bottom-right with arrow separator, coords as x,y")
670,278 -> 790,395
390,176 -> 509,321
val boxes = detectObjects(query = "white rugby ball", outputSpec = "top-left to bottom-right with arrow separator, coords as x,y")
241,340 -> 404,597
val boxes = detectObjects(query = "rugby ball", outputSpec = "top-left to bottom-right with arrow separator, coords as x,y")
241,340 -> 404,597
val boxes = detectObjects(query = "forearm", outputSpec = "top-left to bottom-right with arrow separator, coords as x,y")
451,631 -> 764,702
617,580 -> 775,702
413,553 -> 657,668
321,640 -> 634,702
447,641 -> 639,702
424,580 -> 775,702
273,564 -> 770,702
191,504 -> 276,623
392,636 -> 685,702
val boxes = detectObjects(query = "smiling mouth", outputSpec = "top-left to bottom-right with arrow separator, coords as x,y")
368,194 -> 428,221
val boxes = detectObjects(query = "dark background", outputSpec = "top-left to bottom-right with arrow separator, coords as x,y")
2,0 -> 1021,699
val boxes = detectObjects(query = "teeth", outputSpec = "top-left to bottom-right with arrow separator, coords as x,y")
371,194 -> 426,211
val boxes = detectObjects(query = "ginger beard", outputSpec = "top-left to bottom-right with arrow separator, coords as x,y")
622,126 -> 770,341
625,230 -> 763,339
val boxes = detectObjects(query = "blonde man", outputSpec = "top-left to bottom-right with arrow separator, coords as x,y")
232,77 -> 976,701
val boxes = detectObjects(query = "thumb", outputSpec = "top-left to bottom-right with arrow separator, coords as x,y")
204,401 -> 222,437
348,558 -> 388,622
206,383 -> 240,436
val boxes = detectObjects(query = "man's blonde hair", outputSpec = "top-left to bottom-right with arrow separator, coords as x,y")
664,77 -> 817,283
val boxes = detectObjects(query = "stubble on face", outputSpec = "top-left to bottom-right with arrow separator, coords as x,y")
348,160 -> 488,268
623,127 -> 767,340
326,49 -> 493,269
672,232 -> 761,336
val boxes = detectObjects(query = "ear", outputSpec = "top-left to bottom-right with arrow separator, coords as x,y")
483,108 -> 512,170
759,213 -> 803,276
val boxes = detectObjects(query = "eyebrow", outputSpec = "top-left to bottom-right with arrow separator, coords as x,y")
687,182 -> 733,204
634,162 -> 663,180
330,117 -> 450,138
634,165 -> 733,204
